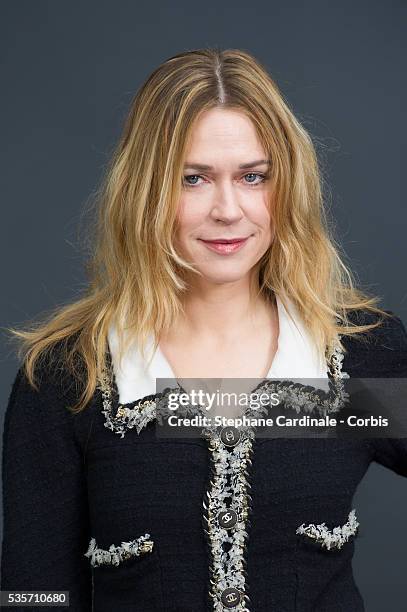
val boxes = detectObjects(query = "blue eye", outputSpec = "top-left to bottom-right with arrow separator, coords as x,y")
182,173 -> 268,188
183,175 -> 202,186
243,173 -> 267,185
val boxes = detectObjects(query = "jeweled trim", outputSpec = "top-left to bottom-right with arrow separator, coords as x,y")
296,509 -> 359,550
202,428 -> 254,611
247,376 -> 348,419
84,533 -> 154,567
102,394 -> 157,438
98,363 -> 202,438
328,336 -> 350,380
98,334 -> 350,439
98,365 -> 157,438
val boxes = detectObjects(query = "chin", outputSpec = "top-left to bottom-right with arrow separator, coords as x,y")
198,268 -> 250,285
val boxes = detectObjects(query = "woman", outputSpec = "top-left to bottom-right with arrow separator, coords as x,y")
2,48 -> 406,611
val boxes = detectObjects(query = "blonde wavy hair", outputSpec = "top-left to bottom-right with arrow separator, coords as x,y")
5,47 -> 391,413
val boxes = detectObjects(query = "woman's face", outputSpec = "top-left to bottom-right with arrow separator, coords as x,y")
175,107 -> 274,287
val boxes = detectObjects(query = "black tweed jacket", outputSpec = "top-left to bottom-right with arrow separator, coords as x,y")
1,309 -> 407,611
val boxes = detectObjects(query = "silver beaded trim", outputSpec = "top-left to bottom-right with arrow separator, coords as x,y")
202,429 -> 253,611
328,337 -> 350,380
84,533 -> 154,567
97,365 -> 203,438
102,396 -> 157,438
97,362 -> 158,438
296,509 -> 359,550
98,335 -> 349,438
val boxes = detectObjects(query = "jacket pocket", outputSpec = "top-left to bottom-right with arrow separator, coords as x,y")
294,509 -> 364,611
84,533 -> 164,610
84,533 -> 154,568
295,508 -> 359,551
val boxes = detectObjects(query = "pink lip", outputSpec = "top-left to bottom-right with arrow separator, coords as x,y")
199,236 -> 250,255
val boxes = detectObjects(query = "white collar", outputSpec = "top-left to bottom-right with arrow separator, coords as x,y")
107,294 -> 329,404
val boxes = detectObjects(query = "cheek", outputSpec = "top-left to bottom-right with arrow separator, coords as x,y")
252,205 -> 272,236
251,203 -> 273,248
247,191 -> 272,222
176,196 -> 207,235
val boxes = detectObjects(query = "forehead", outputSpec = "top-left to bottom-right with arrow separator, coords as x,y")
184,108 -> 265,162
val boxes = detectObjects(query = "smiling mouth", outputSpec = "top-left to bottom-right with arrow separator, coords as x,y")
199,236 -> 251,244
198,236 -> 252,255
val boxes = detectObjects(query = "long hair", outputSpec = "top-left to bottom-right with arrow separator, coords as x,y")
5,47 -> 391,413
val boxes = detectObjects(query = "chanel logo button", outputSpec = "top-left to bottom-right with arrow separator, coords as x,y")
220,426 -> 241,447
218,509 -> 238,529
220,587 -> 242,608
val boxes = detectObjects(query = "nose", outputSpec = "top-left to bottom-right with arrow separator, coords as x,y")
209,182 -> 244,224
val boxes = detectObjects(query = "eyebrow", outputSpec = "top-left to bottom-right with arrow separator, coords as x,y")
183,159 -> 271,171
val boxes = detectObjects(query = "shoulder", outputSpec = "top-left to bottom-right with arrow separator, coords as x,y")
341,309 -> 407,377
345,309 -> 407,347
6,337 -> 86,423
4,339 -> 95,459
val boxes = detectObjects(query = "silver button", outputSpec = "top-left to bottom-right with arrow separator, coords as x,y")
220,587 -> 242,608
218,509 -> 238,529
220,426 -> 241,447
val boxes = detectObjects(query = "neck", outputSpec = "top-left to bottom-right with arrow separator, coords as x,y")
174,277 -> 275,342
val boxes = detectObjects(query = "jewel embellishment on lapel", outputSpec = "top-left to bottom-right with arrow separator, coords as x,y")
102,396 -> 157,438
296,509 -> 359,550
97,358 -> 159,438
328,336 -> 350,380
97,359 -> 198,438
98,330 -> 349,438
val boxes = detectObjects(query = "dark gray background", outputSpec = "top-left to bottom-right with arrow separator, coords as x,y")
1,1 -> 406,609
